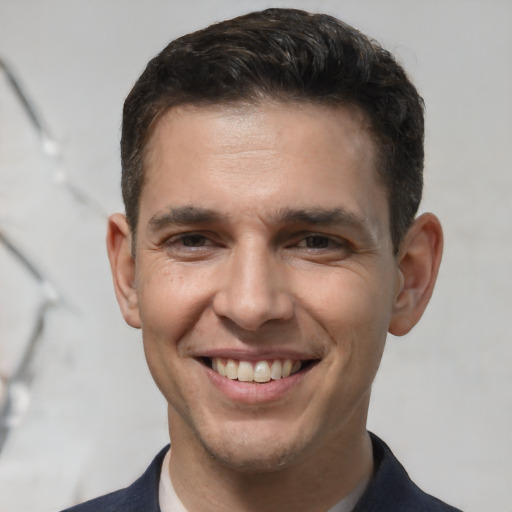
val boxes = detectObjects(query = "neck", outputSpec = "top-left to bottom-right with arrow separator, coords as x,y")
167,406 -> 374,512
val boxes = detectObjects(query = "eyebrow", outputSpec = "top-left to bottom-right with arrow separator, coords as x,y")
273,207 -> 362,227
147,205 -> 375,243
149,205 -> 365,227
148,206 -> 222,232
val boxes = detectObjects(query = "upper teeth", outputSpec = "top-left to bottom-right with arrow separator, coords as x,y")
211,358 -> 302,382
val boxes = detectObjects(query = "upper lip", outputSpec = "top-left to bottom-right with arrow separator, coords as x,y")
196,348 -> 321,361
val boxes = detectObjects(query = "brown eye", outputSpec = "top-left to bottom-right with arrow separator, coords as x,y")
181,234 -> 207,247
304,235 -> 330,249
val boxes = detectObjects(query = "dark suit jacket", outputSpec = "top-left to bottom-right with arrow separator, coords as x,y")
61,433 -> 463,511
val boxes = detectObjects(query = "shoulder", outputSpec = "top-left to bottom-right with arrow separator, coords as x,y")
60,445 -> 169,512
353,433 -> 464,512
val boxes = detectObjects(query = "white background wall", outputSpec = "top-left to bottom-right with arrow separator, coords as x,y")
0,1 -> 510,511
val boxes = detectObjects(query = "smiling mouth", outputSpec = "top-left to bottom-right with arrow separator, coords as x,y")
201,357 -> 318,383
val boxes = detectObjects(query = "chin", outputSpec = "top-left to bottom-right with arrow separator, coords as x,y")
197,422 -> 311,473
205,444 -> 298,473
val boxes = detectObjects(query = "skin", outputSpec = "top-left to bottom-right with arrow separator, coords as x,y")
108,102 -> 443,512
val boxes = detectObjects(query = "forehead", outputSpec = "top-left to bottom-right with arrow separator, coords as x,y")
141,101 -> 389,235
145,100 -> 379,176
145,100 -> 377,158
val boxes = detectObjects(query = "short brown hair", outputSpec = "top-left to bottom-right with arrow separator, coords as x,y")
121,8 -> 424,251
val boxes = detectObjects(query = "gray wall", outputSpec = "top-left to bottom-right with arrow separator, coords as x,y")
0,1 -> 510,511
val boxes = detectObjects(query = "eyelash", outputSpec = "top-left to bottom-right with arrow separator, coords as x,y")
162,232 -> 352,253
177,234 -> 210,247
293,234 -> 349,250
163,232 -> 217,250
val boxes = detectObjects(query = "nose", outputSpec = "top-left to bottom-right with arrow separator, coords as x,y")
212,242 -> 294,331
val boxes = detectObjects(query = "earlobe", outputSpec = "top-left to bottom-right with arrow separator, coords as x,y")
389,213 -> 443,336
106,213 -> 141,329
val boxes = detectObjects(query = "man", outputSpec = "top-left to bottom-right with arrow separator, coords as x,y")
63,8 -> 461,512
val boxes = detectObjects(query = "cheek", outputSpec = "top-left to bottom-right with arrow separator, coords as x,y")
136,263 -> 215,350
135,265 -> 213,410
299,269 -> 393,328
297,270 -> 392,377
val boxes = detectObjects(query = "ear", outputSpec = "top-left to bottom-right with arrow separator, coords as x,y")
389,213 -> 443,336
106,213 -> 141,328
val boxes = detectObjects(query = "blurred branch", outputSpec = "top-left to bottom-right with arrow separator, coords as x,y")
0,232 -> 59,453
0,57 -> 107,218
0,57 -> 111,453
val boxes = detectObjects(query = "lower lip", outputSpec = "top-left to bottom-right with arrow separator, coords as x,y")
204,364 -> 310,404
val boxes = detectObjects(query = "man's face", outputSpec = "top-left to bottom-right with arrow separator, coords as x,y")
125,102 -> 402,470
